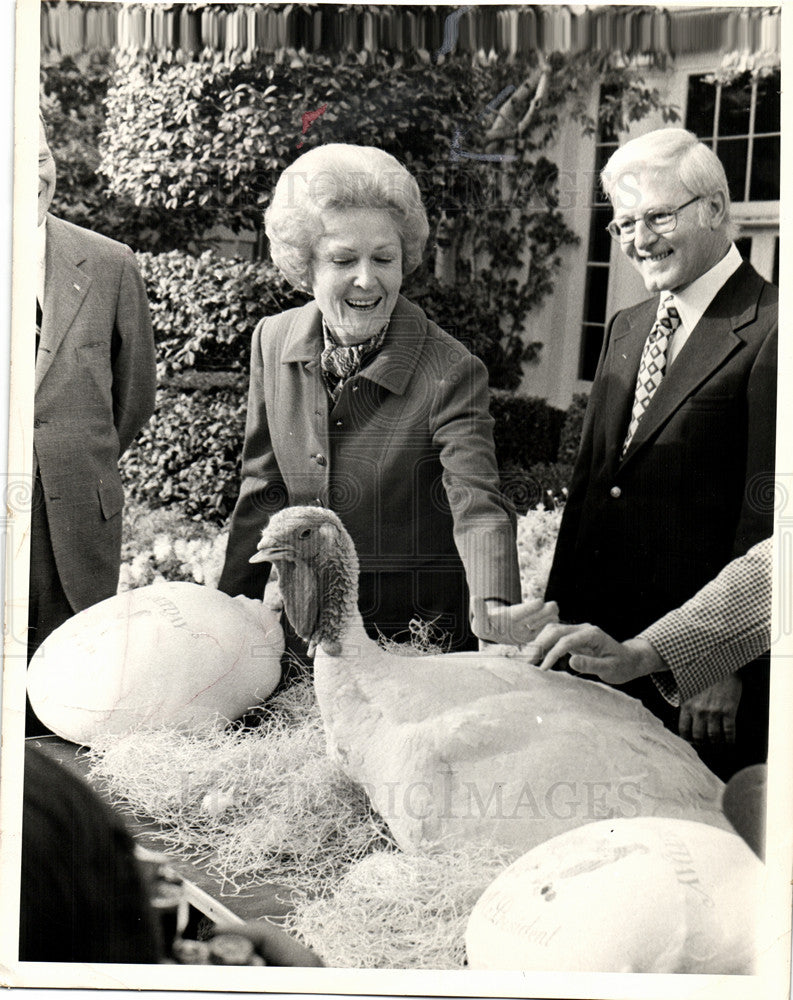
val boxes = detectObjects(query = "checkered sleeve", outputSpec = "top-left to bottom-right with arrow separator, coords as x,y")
640,537 -> 773,706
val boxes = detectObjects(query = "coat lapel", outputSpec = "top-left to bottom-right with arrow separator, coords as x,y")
619,262 -> 761,466
37,215 -> 92,392
279,294 -> 427,396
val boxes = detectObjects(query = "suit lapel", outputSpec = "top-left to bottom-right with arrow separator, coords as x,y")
37,216 -> 92,392
619,262 -> 761,466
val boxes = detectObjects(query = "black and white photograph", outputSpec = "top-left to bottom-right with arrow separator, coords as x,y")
1,2 -> 791,997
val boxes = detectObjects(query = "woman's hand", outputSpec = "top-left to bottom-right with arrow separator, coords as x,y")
532,622 -> 664,683
470,597 -> 559,646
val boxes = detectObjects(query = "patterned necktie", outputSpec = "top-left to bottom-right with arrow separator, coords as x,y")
621,294 -> 681,457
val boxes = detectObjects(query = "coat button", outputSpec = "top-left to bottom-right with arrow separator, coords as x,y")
610,486 -> 622,498
314,454 -> 327,467
352,385 -> 359,392
34,418 -> 41,428
335,420 -> 343,427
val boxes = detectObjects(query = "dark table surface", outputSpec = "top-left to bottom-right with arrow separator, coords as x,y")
26,734 -> 295,926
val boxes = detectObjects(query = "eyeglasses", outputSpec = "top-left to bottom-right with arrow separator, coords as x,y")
606,196 -> 702,243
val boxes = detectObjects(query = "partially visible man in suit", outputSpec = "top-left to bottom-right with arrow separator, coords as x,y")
545,128 -> 776,779
29,115 -> 156,688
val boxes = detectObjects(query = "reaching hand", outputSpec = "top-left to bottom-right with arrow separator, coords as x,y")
678,674 -> 742,745
532,622 -> 663,684
470,597 -> 559,646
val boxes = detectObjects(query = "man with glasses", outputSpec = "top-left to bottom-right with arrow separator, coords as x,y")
545,128 -> 776,780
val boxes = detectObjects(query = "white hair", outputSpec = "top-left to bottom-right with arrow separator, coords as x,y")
265,144 -> 429,290
601,128 -> 737,240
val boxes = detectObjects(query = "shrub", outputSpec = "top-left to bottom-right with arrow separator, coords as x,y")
516,506 -> 564,600
557,391 -> 589,465
489,390 -> 564,469
136,249 -> 307,375
101,54 -> 581,389
500,462 -> 573,515
119,500 -> 229,590
40,52 -> 212,252
120,375 -> 247,525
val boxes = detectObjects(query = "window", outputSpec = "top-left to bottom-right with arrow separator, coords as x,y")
686,70 -> 780,203
578,90 -> 619,381
686,68 -> 779,284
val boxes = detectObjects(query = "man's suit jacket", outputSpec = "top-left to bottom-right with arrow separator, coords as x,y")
218,294 -> 521,646
34,214 -> 156,613
546,259 -> 777,643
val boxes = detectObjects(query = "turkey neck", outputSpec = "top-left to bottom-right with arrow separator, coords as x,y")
312,611 -> 384,751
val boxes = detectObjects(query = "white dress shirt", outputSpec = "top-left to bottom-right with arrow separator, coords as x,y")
664,242 -> 743,365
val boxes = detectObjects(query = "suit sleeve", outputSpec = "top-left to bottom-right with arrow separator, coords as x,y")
430,351 -> 521,604
111,249 -> 157,455
733,324 -> 777,557
217,320 -> 287,598
544,314 -> 615,610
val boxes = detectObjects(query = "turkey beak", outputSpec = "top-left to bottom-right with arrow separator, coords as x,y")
250,544 -> 295,565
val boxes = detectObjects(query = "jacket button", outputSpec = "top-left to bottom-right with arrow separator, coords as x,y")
34,418 -> 41,428
335,420 -> 343,427
352,385 -> 359,392
610,486 -> 621,499
314,454 -> 327,467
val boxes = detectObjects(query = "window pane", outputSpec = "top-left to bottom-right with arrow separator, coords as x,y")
754,70 -> 781,134
686,74 -> 717,136
594,141 -> 618,177
718,72 -> 752,136
588,205 -> 613,262
579,324 -> 605,381
749,136 -> 780,201
717,137 -> 748,201
584,266 -> 609,324
735,237 -> 752,262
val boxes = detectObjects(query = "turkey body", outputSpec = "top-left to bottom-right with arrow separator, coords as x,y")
313,628 -> 729,854
254,506 -> 728,856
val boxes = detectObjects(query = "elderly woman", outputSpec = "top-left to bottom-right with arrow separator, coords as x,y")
219,144 -> 543,649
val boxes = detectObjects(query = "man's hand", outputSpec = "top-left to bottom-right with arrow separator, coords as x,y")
532,622 -> 664,683
470,597 -> 559,646
678,674 -> 742,745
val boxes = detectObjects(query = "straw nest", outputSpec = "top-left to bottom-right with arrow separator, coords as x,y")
86,634 -> 514,968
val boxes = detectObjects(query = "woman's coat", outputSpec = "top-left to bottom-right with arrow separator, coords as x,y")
218,294 -> 521,648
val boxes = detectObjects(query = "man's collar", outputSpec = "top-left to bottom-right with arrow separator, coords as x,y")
666,242 -> 743,331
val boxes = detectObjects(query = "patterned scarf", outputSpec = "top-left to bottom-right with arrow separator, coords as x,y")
320,319 -> 388,404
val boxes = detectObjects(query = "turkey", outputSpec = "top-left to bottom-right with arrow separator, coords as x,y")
252,506 -> 730,855
27,581 -> 284,744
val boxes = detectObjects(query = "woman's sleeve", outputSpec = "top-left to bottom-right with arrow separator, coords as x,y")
429,350 -> 522,604
217,320 -> 288,599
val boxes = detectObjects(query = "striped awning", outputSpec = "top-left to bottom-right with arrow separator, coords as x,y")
40,3 -> 782,64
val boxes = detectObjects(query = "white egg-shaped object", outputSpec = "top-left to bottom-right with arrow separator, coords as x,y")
27,582 -> 284,744
465,816 -> 764,974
